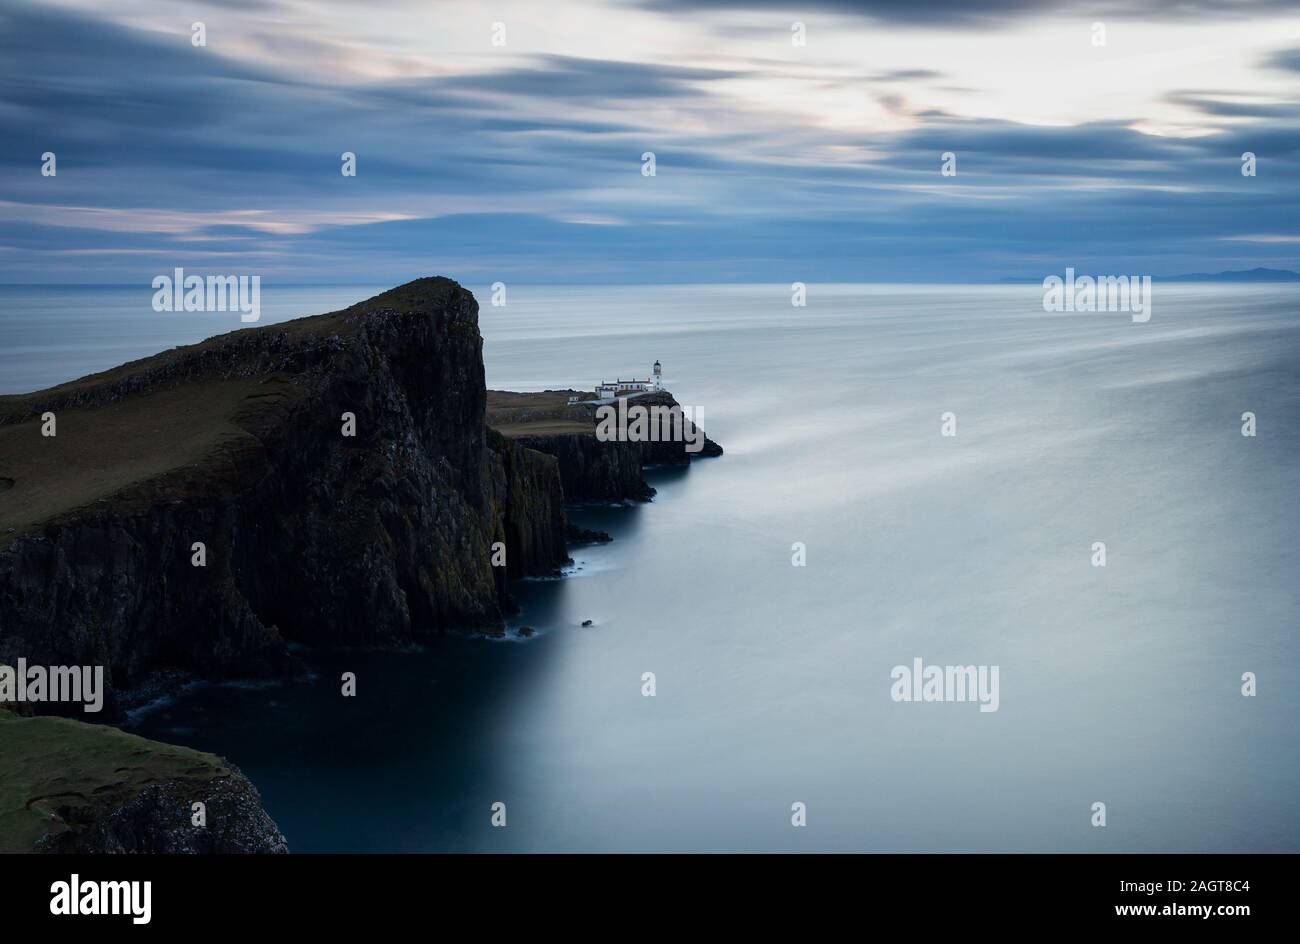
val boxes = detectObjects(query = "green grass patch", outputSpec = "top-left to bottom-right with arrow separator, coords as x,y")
0,714 -> 232,853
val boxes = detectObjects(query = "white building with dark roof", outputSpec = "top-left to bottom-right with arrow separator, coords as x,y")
596,360 -> 662,399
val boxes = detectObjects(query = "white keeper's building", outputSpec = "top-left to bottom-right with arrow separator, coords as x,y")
596,360 -> 662,399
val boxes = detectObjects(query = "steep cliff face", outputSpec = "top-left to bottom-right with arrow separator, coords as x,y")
0,278 -> 570,713
508,392 -> 723,503
0,278 -> 725,853
514,434 -> 656,501
486,429 -> 569,581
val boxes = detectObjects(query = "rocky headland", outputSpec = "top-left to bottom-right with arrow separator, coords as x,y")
0,277 -> 719,851
0,709 -> 287,853
487,388 -> 722,501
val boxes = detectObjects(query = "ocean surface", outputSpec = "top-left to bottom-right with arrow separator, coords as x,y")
2,283 -> 1298,852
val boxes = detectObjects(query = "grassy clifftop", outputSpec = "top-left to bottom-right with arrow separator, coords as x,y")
486,389 -> 598,436
0,377 -> 275,552
0,278 -> 475,552
0,712 -> 285,853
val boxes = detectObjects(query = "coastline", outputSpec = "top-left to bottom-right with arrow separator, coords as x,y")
0,277 -> 720,852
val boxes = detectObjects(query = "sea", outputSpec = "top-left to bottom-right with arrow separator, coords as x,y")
1,282 -> 1297,852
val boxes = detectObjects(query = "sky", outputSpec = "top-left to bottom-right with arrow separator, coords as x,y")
1,0 -> 1299,283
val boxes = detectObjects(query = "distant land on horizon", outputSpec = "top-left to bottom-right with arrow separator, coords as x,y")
998,267 -> 1300,284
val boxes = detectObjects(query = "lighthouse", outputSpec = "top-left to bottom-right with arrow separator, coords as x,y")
594,361 -> 665,399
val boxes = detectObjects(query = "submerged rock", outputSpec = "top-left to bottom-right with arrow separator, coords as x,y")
566,524 -> 613,544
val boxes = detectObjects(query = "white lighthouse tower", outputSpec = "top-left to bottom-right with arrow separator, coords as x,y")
595,360 -> 665,399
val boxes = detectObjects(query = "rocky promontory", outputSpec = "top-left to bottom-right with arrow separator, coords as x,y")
0,710 -> 287,853
486,389 -> 722,501
0,278 -> 575,715
0,276 -> 720,853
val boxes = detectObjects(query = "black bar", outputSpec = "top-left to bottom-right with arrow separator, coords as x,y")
0,853 -> 1284,931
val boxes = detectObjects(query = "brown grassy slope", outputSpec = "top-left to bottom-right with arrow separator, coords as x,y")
486,389 -> 598,437
0,281 -> 456,551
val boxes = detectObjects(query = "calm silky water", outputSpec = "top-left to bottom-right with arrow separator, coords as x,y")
3,283 -> 1297,851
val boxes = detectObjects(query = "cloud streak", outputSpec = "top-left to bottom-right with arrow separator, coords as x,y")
1,0 -> 1297,282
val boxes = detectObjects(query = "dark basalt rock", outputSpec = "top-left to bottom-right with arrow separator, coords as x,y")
514,391 -> 722,503
0,277 -> 724,853
0,278 -> 572,715
35,764 -> 289,854
2,712 -> 287,854
566,524 -> 612,545
516,433 -> 657,502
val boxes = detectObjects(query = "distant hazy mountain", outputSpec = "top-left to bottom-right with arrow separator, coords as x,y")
1000,267 -> 1300,284
1159,267 -> 1300,282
